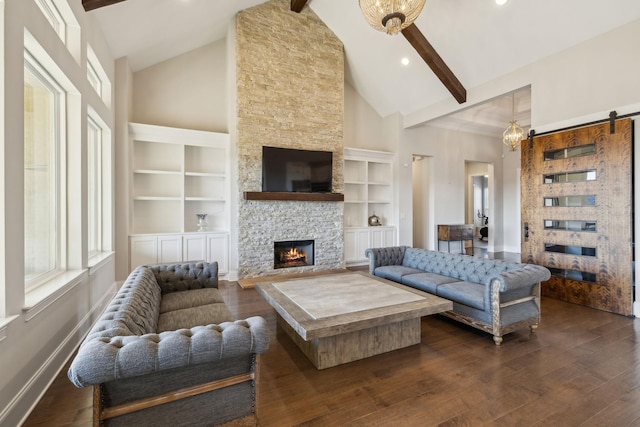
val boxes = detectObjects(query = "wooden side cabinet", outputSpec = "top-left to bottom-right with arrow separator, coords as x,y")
437,224 -> 474,255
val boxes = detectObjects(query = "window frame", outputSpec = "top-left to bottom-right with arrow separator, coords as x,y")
87,60 -> 101,96
23,50 -> 67,290
35,0 -> 66,44
87,114 -> 103,258
86,46 -> 112,108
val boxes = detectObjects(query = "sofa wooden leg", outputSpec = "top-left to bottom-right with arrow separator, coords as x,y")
93,385 -> 102,427
493,335 -> 503,346
530,324 -> 538,333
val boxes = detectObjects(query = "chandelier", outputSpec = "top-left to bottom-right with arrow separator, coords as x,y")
503,93 -> 524,151
359,0 -> 427,35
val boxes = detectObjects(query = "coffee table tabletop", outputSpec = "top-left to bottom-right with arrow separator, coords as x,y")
256,271 -> 452,341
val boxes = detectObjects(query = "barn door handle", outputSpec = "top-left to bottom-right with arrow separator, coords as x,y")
524,222 -> 530,242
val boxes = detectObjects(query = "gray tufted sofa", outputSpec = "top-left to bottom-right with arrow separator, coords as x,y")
365,246 -> 550,345
68,262 -> 269,426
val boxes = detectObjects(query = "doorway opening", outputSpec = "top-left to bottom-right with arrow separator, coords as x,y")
465,162 -> 493,254
412,154 -> 434,249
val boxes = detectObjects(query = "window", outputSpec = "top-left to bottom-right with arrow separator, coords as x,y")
35,0 -> 66,44
24,52 -> 66,288
87,116 -> 102,257
34,0 -> 81,64
87,61 -> 101,95
87,46 -> 111,107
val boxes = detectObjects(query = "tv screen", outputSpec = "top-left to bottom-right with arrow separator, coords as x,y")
262,146 -> 333,193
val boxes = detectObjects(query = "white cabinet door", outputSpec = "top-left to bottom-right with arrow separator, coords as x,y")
344,228 -> 370,263
130,236 -> 158,269
157,235 -> 182,264
183,234 -> 207,262
207,233 -> 229,274
371,226 -> 397,249
356,229 -> 371,261
129,232 -> 228,274
344,229 -> 359,262
383,227 -> 397,246
371,228 -> 385,248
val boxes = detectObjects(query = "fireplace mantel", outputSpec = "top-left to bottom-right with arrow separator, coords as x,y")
244,192 -> 344,202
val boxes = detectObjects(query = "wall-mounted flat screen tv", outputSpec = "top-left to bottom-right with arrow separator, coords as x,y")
262,146 -> 333,193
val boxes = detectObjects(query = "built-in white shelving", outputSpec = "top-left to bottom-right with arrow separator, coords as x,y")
128,123 -> 230,273
343,148 -> 397,264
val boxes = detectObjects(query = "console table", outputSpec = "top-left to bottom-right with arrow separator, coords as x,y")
438,224 -> 474,255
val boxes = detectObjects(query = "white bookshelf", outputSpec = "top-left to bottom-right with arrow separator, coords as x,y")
128,123 -> 230,273
343,148 -> 394,227
343,148 -> 397,264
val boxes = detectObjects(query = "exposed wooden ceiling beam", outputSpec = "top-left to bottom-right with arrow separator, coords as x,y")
291,0 -> 309,13
402,23 -> 467,104
82,0 -> 127,12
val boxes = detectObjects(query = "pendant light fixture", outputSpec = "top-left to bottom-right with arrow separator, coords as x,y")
359,0 -> 427,35
503,93 -> 524,151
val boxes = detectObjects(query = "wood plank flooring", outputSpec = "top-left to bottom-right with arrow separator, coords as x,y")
23,271 -> 640,426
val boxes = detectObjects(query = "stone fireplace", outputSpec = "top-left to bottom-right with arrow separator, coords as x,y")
234,0 -> 345,279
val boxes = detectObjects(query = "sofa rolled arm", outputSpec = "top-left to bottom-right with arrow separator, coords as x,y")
148,261 -> 219,293
365,246 -> 408,274
491,264 -> 551,292
68,316 -> 269,387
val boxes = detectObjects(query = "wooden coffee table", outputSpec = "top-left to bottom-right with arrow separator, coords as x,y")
255,272 -> 452,369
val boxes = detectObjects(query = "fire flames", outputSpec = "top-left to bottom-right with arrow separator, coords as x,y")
280,247 -> 306,264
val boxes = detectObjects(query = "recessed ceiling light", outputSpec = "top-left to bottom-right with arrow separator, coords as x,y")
495,0 -> 508,5
401,57 -> 410,66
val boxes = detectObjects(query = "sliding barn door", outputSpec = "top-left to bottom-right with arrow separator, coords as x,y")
521,119 -> 633,315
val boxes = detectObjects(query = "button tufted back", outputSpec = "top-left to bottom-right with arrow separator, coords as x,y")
147,262 -> 219,294
82,267 -> 161,345
365,246 -> 407,270
403,248 -> 517,285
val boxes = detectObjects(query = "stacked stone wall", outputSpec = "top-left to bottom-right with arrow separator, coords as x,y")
235,0 -> 344,278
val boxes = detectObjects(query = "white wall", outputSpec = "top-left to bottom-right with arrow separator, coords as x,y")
0,1 -> 117,425
502,146 -> 521,253
114,57 -> 134,280
344,81 -> 386,150
412,156 -> 431,248
132,40 -> 228,133
529,19 -> 640,127
398,126 -> 504,251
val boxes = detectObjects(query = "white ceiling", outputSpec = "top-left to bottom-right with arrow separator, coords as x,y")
90,0 -> 640,134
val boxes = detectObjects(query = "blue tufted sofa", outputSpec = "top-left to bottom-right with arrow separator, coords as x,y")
68,262 -> 269,426
365,247 -> 550,345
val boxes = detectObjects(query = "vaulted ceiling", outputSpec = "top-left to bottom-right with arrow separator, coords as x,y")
86,0 -> 640,133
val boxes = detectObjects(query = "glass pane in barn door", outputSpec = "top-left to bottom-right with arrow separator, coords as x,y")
521,119 -> 633,315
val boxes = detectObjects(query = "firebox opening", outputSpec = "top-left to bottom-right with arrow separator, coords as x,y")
274,240 -> 315,269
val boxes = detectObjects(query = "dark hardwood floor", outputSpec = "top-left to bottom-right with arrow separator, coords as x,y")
23,270 -> 640,426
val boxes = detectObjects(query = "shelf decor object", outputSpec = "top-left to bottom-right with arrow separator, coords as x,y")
368,213 -> 381,226
196,213 -> 208,232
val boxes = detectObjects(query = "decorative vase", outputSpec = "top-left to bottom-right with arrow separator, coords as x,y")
196,213 -> 208,232
368,213 -> 381,226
